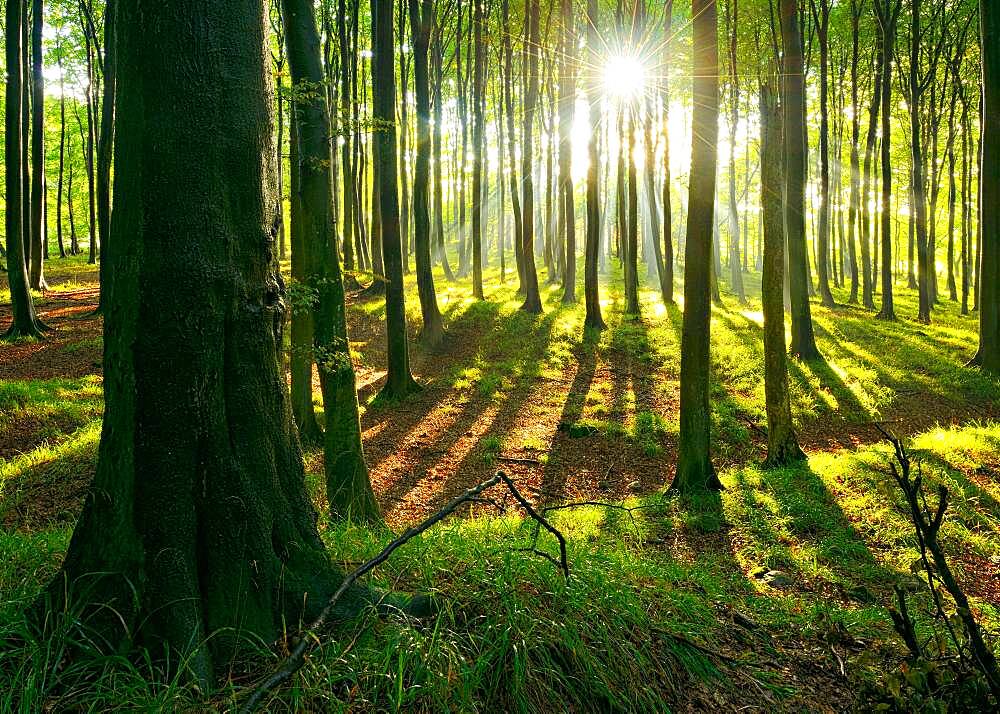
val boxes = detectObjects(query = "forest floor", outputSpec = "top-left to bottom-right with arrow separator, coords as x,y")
2,253 -> 999,712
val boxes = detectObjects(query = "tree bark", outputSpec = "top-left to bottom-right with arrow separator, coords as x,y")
725,0 -> 745,304
93,0 -> 117,311
909,0 -> 931,323
875,0 -> 900,321
44,0 -> 373,684
660,0 -> 675,305
558,0 -> 577,305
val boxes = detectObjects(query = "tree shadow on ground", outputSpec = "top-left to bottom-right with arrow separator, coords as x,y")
378,308 -> 564,520
537,330 -> 600,502
728,460 -> 896,599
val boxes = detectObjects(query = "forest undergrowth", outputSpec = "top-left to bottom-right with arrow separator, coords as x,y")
1,254 -> 998,711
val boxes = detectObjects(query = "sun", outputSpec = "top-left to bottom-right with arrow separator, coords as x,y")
603,54 -> 647,101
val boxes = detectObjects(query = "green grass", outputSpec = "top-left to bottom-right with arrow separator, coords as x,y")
1,422 -> 998,710
2,255 -> 999,710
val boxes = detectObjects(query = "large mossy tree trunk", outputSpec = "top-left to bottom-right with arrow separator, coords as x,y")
978,0 -> 1000,374
760,79 -> 805,468
283,0 -> 379,521
672,0 -> 722,493
780,0 -> 821,360
45,0 -> 358,686
3,0 -> 44,341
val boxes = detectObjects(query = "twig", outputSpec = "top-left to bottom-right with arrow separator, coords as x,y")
240,471 -> 568,712
498,455 -> 541,466
877,426 -> 1000,702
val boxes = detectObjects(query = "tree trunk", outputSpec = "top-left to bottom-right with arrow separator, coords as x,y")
29,0 -> 48,291
846,0 -> 863,304
57,43 -> 67,259
978,0 -> 1000,374
909,0 -> 932,323
760,78 -> 805,467
583,0 -> 605,329
520,0 -> 543,314
501,0 -> 524,292
409,0 -> 446,346
813,0 -> 835,307
83,31 -> 98,265
624,108 -> 640,314
286,112 -> 323,448
660,0 -> 675,305
672,0 -> 722,493
93,0 -> 117,311
559,0 -> 577,305
860,30 -> 882,311
780,0 -> 821,359
3,0 -> 44,340
283,0 -> 379,520
876,0 -> 900,320
373,0 -> 421,398
44,0 -> 379,685
470,0 -> 486,299
725,0 -> 745,304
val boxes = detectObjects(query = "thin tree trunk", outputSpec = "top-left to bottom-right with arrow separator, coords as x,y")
3,0 -> 44,339
470,0 -> 485,299
672,0 -> 722,493
409,0 -> 445,345
583,0 -> 605,329
373,0 -> 420,398
760,78 -> 805,467
29,0 -> 48,290
781,0 -> 821,359
520,0 -> 543,314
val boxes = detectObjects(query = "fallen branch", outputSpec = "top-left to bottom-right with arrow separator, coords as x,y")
240,470 -> 568,713
498,455 -> 542,466
877,425 -> 1000,704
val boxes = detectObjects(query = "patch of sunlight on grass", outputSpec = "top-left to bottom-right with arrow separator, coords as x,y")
722,422 -> 1000,612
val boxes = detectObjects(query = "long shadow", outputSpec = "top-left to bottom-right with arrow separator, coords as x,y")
538,333 -> 600,502
731,461 -> 896,597
387,308 -> 565,518
361,299 -> 505,432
